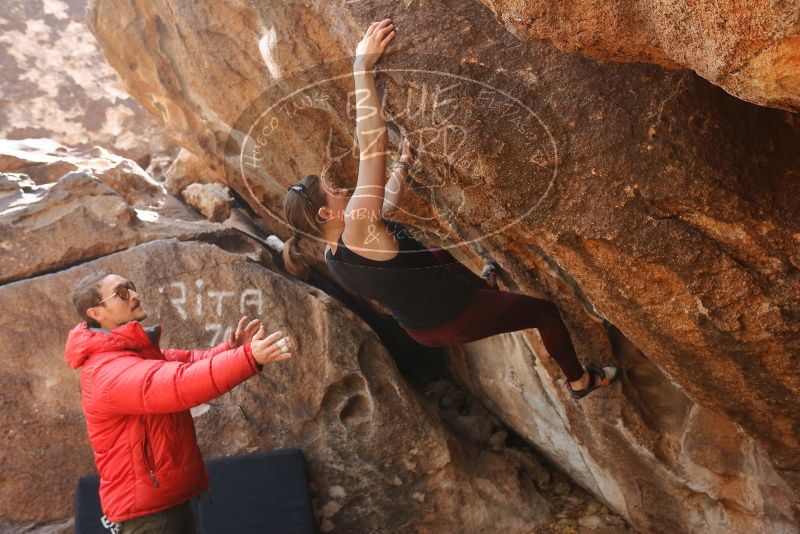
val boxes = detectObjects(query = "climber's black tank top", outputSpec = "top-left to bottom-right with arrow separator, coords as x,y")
325,221 -> 473,330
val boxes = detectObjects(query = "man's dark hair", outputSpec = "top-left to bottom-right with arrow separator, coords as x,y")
71,270 -> 112,327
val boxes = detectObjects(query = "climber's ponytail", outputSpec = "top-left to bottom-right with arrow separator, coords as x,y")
282,234 -> 310,280
282,174 -> 327,280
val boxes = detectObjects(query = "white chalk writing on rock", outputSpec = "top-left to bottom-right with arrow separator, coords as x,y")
159,280 -> 265,346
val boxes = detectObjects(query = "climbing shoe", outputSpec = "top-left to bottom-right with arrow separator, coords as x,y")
568,364 -> 619,400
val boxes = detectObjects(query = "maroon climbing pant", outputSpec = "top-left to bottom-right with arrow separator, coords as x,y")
405,248 -> 585,382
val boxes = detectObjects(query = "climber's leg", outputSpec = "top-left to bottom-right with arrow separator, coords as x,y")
406,287 -> 585,382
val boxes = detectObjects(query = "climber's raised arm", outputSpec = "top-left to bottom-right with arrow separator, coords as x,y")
345,19 -> 396,236
382,135 -> 415,219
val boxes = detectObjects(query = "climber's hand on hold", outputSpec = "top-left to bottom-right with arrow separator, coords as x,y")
354,19 -> 395,71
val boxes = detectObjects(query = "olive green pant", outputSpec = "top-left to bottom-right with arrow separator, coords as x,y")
118,501 -> 196,534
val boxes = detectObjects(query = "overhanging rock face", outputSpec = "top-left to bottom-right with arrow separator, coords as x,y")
475,0 -> 800,112
88,0 -> 800,530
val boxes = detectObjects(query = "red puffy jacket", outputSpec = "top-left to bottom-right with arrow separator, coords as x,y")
64,321 -> 261,523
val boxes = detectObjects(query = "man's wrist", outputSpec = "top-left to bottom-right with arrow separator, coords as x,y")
243,343 -> 263,372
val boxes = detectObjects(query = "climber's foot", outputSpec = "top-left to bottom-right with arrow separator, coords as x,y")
481,262 -> 499,289
567,364 -> 619,400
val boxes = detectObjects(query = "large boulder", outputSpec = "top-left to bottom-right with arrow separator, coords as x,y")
0,237 -> 553,532
0,139 -> 164,200
87,0 -> 800,530
162,148 -> 226,195
0,0 -> 172,164
475,0 -> 800,112
0,141 -> 223,284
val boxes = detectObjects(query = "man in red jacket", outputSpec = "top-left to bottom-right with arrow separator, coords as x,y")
64,271 -> 292,533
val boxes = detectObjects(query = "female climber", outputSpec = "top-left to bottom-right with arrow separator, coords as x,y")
280,19 -> 619,399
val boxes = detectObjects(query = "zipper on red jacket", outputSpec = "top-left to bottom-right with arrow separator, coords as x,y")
141,433 -> 160,488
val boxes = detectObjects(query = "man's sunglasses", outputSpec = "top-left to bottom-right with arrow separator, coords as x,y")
97,282 -> 137,305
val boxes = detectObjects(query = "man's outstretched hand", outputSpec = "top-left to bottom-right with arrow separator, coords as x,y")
250,327 -> 292,365
228,316 -> 263,348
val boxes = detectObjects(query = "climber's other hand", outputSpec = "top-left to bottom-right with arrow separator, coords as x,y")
399,135 -> 416,165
